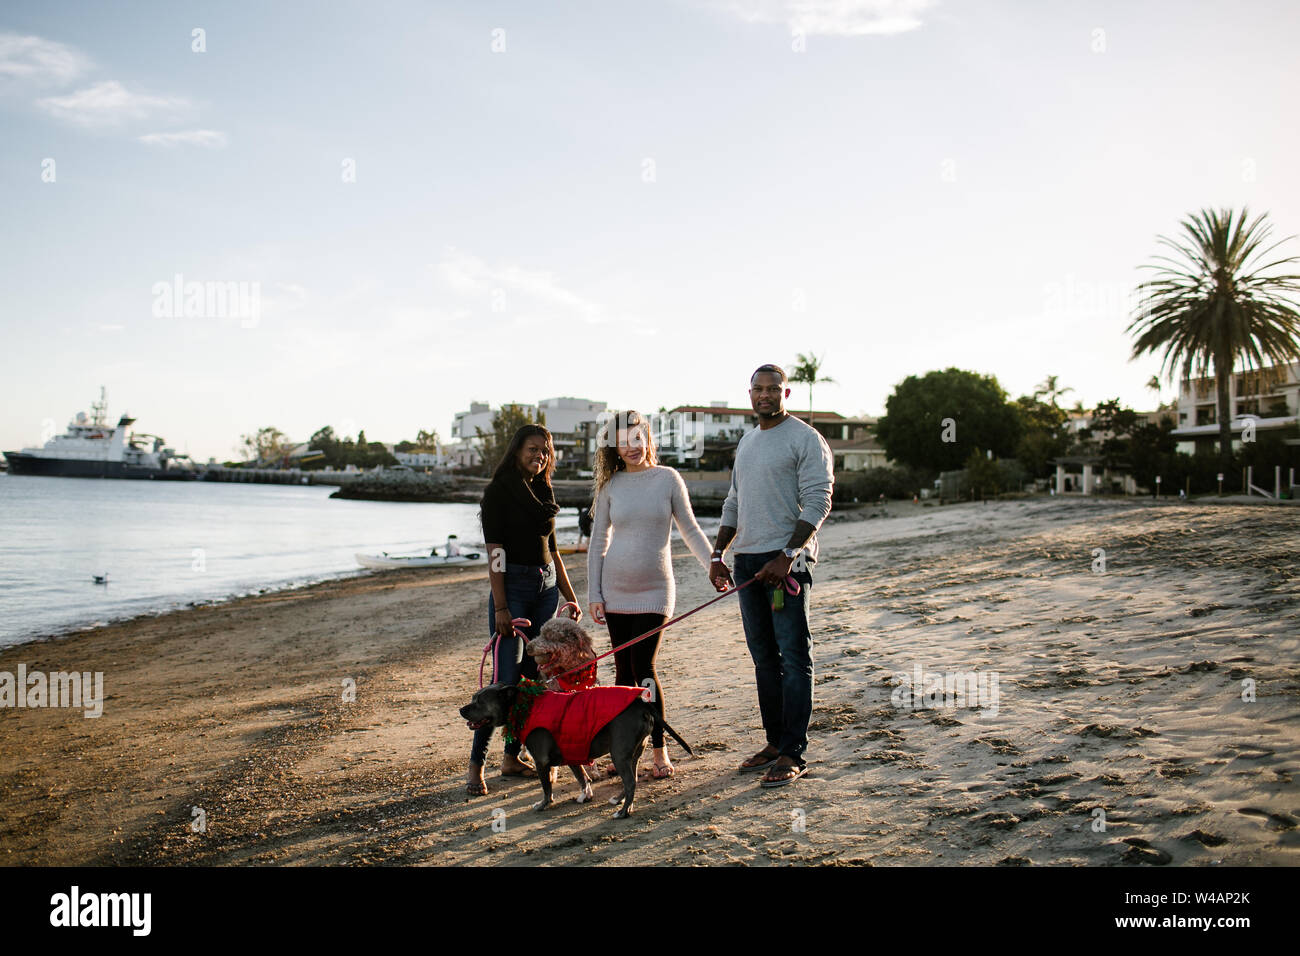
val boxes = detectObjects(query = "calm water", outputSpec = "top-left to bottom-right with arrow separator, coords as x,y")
0,474 -> 578,647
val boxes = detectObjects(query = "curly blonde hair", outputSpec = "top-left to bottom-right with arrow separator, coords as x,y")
592,410 -> 657,503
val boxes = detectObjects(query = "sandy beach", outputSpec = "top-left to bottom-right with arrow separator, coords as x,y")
2,496 -> 1297,866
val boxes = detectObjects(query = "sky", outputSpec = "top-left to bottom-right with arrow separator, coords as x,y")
2,0 -> 1298,462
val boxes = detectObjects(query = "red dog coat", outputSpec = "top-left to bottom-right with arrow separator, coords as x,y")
521,686 -> 649,766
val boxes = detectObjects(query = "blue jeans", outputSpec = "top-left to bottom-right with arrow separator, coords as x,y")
734,551 -> 814,765
470,562 -> 557,764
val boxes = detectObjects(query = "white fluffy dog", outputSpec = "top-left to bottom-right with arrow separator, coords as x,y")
527,616 -> 599,691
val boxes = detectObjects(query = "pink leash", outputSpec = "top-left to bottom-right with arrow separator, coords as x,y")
480,617 -> 531,689
477,603 -> 581,689
549,576 -> 760,685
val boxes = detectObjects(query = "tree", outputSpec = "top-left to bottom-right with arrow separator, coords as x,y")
875,368 -> 1021,473
1032,374 -> 1074,409
1129,207 -> 1300,475
788,352 -> 835,423
1076,398 -> 1177,490
239,426 -> 293,465
1012,395 -> 1068,478
1078,399 -> 1142,470
476,404 -> 544,475
963,448 -> 1003,498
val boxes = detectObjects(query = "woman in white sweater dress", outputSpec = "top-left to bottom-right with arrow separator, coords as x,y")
587,410 -> 713,778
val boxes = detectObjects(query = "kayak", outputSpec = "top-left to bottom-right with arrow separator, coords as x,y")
355,551 -> 486,570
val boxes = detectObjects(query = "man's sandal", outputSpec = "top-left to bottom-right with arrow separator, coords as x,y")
651,762 -> 675,779
760,763 -> 808,787
738,750 -> 780,773
466,780 -> 489,796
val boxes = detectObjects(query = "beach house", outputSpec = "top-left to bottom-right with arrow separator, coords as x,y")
1169,361 -> 1300,454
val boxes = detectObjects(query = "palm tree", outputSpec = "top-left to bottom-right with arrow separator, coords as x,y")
1033,375 -> 1074,409
789,352 -> 835,424
1128,207 -> 1300,474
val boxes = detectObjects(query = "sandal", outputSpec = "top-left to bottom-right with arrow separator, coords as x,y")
652,761 -> 674,779
738,748 -> 780,773
466,780 -> 489,796
760,761 -> 808,788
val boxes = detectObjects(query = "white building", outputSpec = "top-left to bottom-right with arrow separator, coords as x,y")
1170,361 -> 1300,454
538,396 -> 607,467
450,398 -> 609,470
393,451 -> 450,469
452,401 -> 527,444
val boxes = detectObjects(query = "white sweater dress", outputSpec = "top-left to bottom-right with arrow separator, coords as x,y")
587,466 -> 714,617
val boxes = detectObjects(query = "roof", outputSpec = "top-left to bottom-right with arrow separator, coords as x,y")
824,437 -> 886,452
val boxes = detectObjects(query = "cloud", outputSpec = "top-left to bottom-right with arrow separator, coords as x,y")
138,129 -> 228,148
0,33 -> 91,87
37,80 -> 189,127
715,0 -> 937,36
431,249 -> 605,323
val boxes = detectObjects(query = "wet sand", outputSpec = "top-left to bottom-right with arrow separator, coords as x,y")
1,497 -> 1297,866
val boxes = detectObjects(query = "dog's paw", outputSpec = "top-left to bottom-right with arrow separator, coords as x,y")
613,806 -> 632,819
576,784 -> 593,804
608,794 -> 622,806
532,798 -> 554,811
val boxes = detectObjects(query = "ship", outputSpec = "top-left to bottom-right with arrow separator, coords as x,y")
3,388 -> 197,479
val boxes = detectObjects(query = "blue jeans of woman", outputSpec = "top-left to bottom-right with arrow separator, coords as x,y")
734,551 -> 814,765
470,562 -> 558,764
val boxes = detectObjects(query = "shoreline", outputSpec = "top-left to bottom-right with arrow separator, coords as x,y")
4,493 -> 1293,651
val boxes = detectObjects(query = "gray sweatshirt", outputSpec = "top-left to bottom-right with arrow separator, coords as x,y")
587,466 -> 714,616
720,414 -> 835,560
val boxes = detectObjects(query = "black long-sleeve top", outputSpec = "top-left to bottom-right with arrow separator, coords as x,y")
480,479 -> 558,567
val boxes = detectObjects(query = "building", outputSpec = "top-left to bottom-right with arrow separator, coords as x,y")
452,401 -> 525,445
801,412 -> 888,470
392,450 -> 451,470
448,401 -> 503,469
1050,455 -> 1138,496
1170,361 -> 1300,454
447,398 -> 606,472
662,403 -> 755,467
662,404 -> 890,471
538,397 -> 607,470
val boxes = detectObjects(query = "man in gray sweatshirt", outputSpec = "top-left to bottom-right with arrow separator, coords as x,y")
709,364 -> 834,786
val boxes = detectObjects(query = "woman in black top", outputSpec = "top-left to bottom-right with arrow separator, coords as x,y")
467,423 -> 581,796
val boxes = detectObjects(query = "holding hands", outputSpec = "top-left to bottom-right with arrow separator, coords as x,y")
708,553 -> 733,592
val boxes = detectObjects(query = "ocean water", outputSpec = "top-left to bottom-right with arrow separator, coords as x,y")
0,474 -> 579,648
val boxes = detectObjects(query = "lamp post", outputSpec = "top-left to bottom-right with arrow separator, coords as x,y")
1155,475 -> 1162,500
1217,472 -> 1224,496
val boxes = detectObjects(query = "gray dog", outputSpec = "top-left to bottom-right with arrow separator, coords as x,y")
460,682 -> 692,818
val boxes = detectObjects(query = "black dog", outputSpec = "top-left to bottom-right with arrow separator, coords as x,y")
460,682 -> 693,818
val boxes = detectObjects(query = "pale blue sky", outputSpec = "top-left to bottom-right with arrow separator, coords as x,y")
3,0 -> 1298,461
